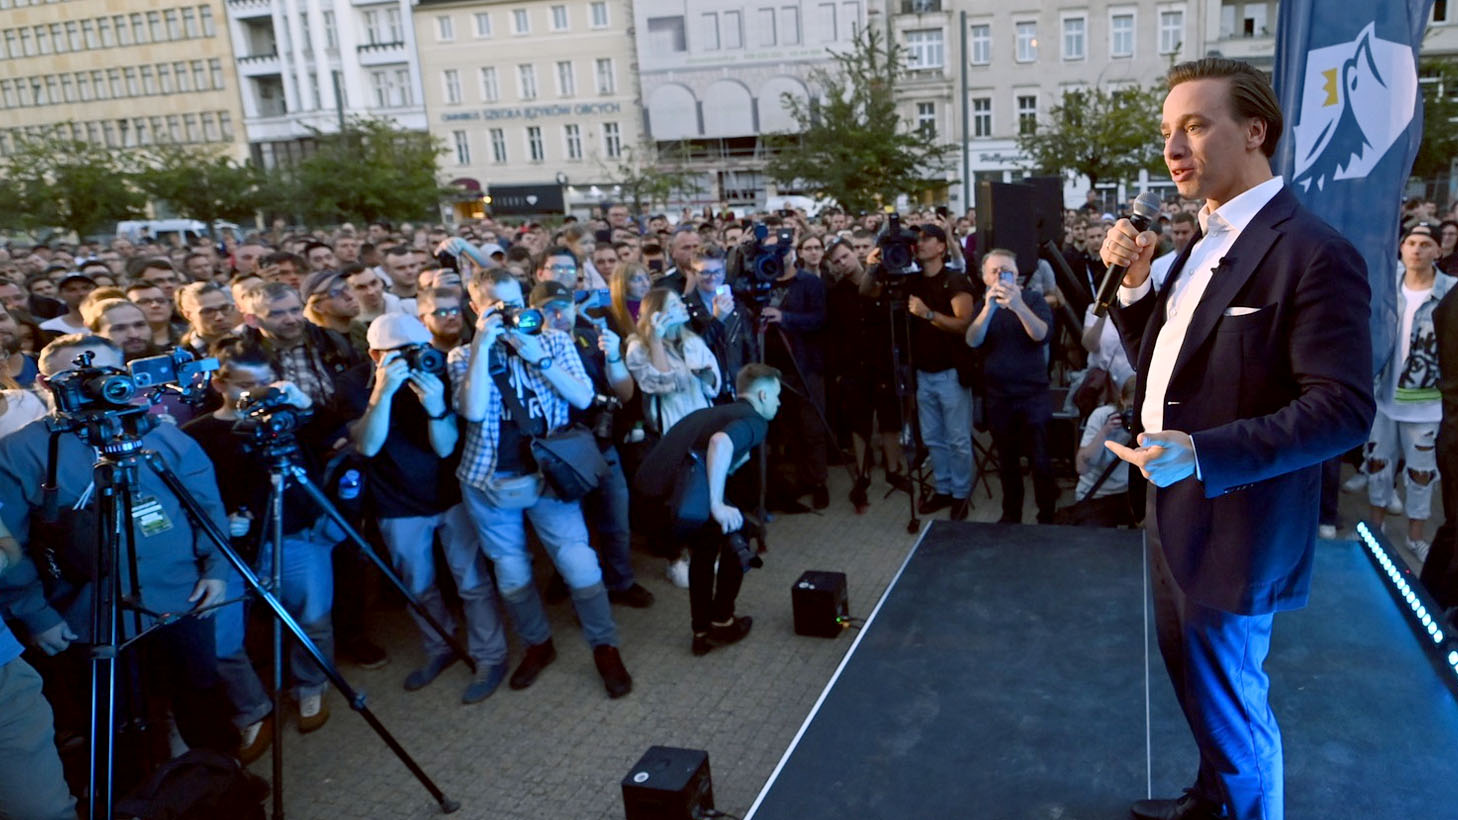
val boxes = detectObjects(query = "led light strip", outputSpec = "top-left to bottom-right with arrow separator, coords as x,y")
1355,522 -> 1458,685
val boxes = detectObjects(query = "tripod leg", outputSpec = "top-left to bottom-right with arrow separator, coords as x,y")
267,472 -> 286,820
284,466 -> 476,674
89,475 -> 123,820
143,453 -> 462,814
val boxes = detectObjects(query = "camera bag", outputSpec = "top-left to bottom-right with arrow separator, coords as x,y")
490,366 -> 607,502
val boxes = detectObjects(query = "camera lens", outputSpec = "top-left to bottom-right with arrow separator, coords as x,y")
90,373 -> 137,405
515,308 -> 545,335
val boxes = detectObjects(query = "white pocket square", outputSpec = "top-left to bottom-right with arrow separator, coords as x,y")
1223,306 -> 1262,317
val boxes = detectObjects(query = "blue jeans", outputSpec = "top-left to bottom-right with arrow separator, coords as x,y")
461,482 -> 619,649
256,518 -> 338,698
377,503 -> 508,666
582,446 -> 636,592
916,368 -> 974,499
213,569 -> 272,728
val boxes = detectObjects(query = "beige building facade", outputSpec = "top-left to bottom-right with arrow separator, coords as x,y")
413,0 -> 641,220
0,0 -> 249,160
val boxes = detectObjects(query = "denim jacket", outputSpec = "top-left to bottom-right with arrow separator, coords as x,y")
1379,266 -> 1457,402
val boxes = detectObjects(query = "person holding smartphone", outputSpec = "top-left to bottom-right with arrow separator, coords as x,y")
967,248 -> 1055,524
685,245 -> 757,402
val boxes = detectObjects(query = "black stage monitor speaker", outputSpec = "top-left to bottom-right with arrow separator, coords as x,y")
976,181 -> 1039,279
622,746 -> 714,820
793,570 -> 849,638
1025,176 -> 1065,247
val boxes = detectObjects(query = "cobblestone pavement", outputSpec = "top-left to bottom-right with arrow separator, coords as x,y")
255,451 -> 1411,819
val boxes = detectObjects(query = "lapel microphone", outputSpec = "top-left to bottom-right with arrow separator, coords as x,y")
1093,191 -> 1163,318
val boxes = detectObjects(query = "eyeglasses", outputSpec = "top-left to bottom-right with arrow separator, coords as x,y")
133,296 -> 169,306
197,305 -> 231,317
547,264 -> 578,274
430,307 -> 462,317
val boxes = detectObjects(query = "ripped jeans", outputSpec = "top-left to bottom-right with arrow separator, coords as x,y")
1364,411 -> 1440,521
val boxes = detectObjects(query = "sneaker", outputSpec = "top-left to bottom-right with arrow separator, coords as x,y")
810,484 -> 830,510
1387,495 -> 1405,516
238,716 -> 273,766
592,645 -> 632,699
1318,524 -> 1338,540
949,497 -> 970,521
508,639 -> 557,690
665,558 -> 690,589
462,662 -> 508,705
608,583 -> 656,608
1342,472 -> 1368,493
918,492 -> 953,515
341,636 -> 388,670
708,615 -> 753,647
298,694 -> 329,734
403,653 -> 456,692
1409,538 -> 1431,564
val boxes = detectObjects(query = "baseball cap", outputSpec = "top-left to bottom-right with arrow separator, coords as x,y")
918,224 -> 948,243
479,242 -> 506,258
366,312 -> 432,350
1404,221 -> 1440,242
301,269 -> 347,300
529,280 -> 574,308
57,272 -> 97,288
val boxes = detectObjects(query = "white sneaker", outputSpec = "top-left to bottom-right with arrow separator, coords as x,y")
299,693 -> 322,719
1386,496 -> 1405,516
666,558 -> 690,589
1342,472 -> 1368,493
1318,524 -> 1338,540
240,720 -> 263,748
1409,538 -> 1431,564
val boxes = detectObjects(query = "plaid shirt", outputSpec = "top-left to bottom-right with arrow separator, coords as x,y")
275,341 -> 335,405
448,328 -> 587,490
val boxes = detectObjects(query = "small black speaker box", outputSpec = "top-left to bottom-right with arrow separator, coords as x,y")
792,570 -> 849,638
622,746 -> 714,820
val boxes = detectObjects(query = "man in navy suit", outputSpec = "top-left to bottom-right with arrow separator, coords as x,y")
1102,59 -> 1374,820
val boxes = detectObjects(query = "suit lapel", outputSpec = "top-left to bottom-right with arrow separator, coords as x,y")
1168,188 -> 1297,380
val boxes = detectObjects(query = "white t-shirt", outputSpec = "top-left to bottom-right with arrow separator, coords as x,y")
39,314 -> 86,335
1380,283 -> 1440,423
1076,405 -> 1131,500
1082,306 -> 1134,388
0,389 -> 47,440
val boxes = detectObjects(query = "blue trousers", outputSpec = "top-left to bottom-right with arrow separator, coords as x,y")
915,368 -> 974,499
1147,494 -> 1283,820
581,446 -> 637,592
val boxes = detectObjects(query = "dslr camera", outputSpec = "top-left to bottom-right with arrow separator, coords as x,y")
397,343 -> 446,376
496,305 -> 545,336
233,387 -> 313,446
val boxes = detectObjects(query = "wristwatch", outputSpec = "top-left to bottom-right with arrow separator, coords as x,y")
425,405 -> 451,421
925,309 -> 936,321
533,356 -> 554,370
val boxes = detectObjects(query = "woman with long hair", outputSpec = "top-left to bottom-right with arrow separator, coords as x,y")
796,233 -> 826,277
609,262 -> 654,345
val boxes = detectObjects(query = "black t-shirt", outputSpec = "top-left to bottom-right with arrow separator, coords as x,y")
978,294 -> 1054,399
491,346 -> 547,474
334,362 -> 463,519
181,413 -> 321,537
908,269 -> 974,374
635,400 -> 768,500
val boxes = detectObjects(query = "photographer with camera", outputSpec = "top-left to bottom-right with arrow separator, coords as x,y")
334,314 -> 511,703
181,339 -> 342,732
1059,376 -> 1138,527
903,224 -> 977,521
0,334 -> 240,771
635,364 -> 782,656
967,248 -> 1056,524
530,281 -> 654,608
452,269 -> 632,698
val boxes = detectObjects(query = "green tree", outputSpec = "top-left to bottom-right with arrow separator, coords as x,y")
269,117 -> 448,225
1413,57 -> 1458,181
1016,84 -> 1167,190
136,143 -> 266,230
765,26 -> 952,214
602,142 -> 703,213
0,128 -> 146,239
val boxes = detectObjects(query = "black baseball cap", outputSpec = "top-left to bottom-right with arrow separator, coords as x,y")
529,280 -> 574,308
918,224 -> 948,243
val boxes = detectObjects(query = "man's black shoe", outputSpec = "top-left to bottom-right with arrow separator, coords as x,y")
592,645 -> 632,699
608,583 -> 655,608
918,492 -> 953,515
810,484 -> 830,510
508,639 -> 557,690
342,636 -> 388,670
691,633 -> 713,656
849,477 -> 870,510
949,497 -> 970,521
708,615 -> 753,647
1130,791 -> 1225,820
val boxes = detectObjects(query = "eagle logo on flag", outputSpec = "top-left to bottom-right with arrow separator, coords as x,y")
1291,22 -> 1418,192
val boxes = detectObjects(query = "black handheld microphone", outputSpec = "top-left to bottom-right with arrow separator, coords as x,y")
1093,191 -> 1163,317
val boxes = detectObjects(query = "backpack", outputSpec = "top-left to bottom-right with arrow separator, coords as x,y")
116,749 -> 268,820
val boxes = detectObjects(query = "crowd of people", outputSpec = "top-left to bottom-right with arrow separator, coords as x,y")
0,188 -> 1454,815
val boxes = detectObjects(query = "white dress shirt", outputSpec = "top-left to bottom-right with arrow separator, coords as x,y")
1118,175 -> 1284,434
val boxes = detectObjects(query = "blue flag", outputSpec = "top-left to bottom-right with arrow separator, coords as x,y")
1272,0 -> 1432,377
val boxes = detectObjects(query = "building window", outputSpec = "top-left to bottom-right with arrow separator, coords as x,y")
815,3 -> 836,43
480,66 -> 499,102
779,6 -> 800,45
474,12 -> 492,38
60,74 -> 74,103
564,123 -> 582,159
201,112 -> 217,141
756,8 -> 776,46
220,112 -> 233,140
443,69 -> 461,104
65,21 -> 80,50
387,8 -> 403,41
148,11 -> 163,42
968,23 -> 990,64
90,19 -> 105,49
165,10 -> 181,40
518,64 -> 537,99
526,125 -> 545,161
916,101 -> 935,138
1159,9 -> 1183,54
437,15 -> 454,42
201,6 -> 215,36
1062,16 -> 1085,60
191,60 -> 206,91
323,10 -> 336,48
130,13 -> 145,44
647,15 -> 687,51
595,58 -> 615,94
370,71 -> 387,106
158,64 -> 173,94
590,2 -> 608,28
184,113 -> 198,142
550,5 -> 568,31
905,28 -> 943,69
701,13 -> 720,50
489,127 -> 507,163
603,122 -> 622,157
124,67 -> 139,96
555,61 -> 575,96
1015,21 -> 1037,62
172,62 -> 188,92
452,130 -> 470,165
82,21 -> 98,50
1111,12 -> 1134,57
1017,94 -> 1037,134
512,9 -> 530,34
364,10 -> 381,44
972,96 -> 991,137
209,58 -> 224,89
140,65 -> 156,95
181,7 -> 197,37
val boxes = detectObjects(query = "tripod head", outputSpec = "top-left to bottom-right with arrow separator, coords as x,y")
232,387 -> 311,463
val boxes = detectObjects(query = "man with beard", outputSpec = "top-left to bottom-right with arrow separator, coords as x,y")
84,298 -> 154,361
304,242 -> 339,273
177,282 -> 240,358
0,306 -> 38,388
418,288 -> 466,351
124,282 -> 184,347
302,270 -> 367,353
237,282 -> 361,408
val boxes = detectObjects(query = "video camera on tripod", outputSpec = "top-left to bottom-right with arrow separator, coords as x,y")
48,348 -> 218,416
728,222 -> 795,305
872,212 -> 923,290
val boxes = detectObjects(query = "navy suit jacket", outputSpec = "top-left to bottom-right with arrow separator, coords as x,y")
1113,185 -> 1375,615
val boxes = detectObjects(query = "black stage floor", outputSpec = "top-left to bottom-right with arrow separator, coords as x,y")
746,522 -> 1458,820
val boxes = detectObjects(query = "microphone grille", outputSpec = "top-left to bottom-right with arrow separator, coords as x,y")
1129,191 -> 1162,229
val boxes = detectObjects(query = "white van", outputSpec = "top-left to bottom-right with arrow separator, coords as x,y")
114,219 -> 240,246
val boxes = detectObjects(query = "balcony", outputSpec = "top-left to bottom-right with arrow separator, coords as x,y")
357,41 -> 405,66
237,52 -> 281,76
226,0 -> 273,19
898,0 -> 942,13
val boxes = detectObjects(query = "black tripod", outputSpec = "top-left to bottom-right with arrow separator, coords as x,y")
880,287 -> 936,534
246,434 -> 475,819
